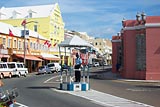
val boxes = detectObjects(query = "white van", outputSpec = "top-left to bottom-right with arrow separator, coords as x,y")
0,62 -> 13,78
7,62 -> 28,77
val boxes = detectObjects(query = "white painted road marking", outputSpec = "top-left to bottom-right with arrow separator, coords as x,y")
64,89 -> 154,107
46,75 -> 154,107
15,102 -> 28,107
43,75 -> 62,83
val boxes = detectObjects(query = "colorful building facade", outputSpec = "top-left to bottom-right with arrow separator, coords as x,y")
112,13 -> 160,80
0,3 -> 64,52
0,22 -> 61,73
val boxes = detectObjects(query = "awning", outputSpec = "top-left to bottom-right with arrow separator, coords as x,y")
40,54 -> 60,61
15,54 -> 42,61
0,54 -> 10,58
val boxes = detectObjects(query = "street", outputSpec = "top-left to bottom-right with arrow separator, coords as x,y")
90,67 -> 160,107
2,73 -> 104,107
1,66 -> 160,107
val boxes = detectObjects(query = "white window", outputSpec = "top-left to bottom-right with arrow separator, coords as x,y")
2,38 -> 6,48
18,41 -> 21,49
8,38 -> 11,48
13,40 -> 17,48
30,42 -> 32,49
29,12 -> 32,18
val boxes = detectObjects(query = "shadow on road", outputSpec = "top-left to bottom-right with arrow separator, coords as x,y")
135,85 -> 160,89
27,86 -> 59,90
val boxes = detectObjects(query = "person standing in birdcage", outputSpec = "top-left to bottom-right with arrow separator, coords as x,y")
74,53 -> 82,82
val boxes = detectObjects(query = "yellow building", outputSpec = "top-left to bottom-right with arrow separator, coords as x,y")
0,3 -> 64,54
0,21 -> 61,73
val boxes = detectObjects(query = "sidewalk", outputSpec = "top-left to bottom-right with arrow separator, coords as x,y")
90,66 -> 160,83
65,89 -> 154,107
54,66 -> 156,107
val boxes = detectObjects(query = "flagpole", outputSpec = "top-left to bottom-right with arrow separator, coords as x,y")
21,19 -> 38,67
23,24 -> 26,67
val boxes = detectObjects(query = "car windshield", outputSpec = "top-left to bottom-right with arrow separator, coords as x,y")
39,66 -> 45,69
0,64 -> 7,68
17,64 -> 24,68
7,64 -> 16,68
47,64 -> 55,67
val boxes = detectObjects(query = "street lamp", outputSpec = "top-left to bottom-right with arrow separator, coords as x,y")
21,20 -> 38,67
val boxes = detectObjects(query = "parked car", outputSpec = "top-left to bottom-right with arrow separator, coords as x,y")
54,63 -> 61,72
46,63 -> 57,73
93,62 -> 100,67
38,66 -> 47,74
0,62 -> 13,78
7,62 -> 28,77
103,62 -> 108,66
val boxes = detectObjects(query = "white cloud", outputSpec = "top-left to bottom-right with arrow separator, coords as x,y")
58,0 -> 96,13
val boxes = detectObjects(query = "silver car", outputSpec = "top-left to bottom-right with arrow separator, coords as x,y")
46,63 -> 57,73
38,66 -> 47,74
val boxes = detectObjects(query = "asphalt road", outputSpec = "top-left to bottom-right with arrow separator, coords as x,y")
1,73 -> 106,107
89,66 -> 160,107
1,66 -> 160,107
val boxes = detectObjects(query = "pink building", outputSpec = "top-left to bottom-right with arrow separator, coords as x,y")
112,13 -> 160,80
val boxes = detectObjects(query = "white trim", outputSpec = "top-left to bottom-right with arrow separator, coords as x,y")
123,23 -> 160,31
111,40 -> 121,43
145,23 -> 160,27
123,25 -> 145,30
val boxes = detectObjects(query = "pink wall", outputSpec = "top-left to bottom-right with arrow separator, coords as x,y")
123,30 -> 146,79
112,42 -> 118,73
112,36 -> 121,73
123,30 -> 136,78
112,16 -> 160,80
146,28 -> 160,80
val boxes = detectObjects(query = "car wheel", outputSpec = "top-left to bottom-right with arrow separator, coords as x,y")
9,73 -> 12,78
24,72 -> 27,77
55,69 -> 58,73
18,73 -> 21,77
0,74 -> 4,79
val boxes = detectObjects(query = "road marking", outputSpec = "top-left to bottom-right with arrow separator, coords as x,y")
15,102 -> 28,107
43,75 -> 61,83
127,88 -> 160,92
43,74 -> 75,83
52,88 -> 154,107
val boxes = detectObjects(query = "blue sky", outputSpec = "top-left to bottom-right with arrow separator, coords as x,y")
0,0 -> 160,39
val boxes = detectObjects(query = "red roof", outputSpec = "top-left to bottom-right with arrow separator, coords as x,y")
112,36 -> 121,40
123,16 -> 160,27
123,20 -> 138,27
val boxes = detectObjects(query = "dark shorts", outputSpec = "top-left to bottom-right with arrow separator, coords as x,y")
74,64 -> 81,69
